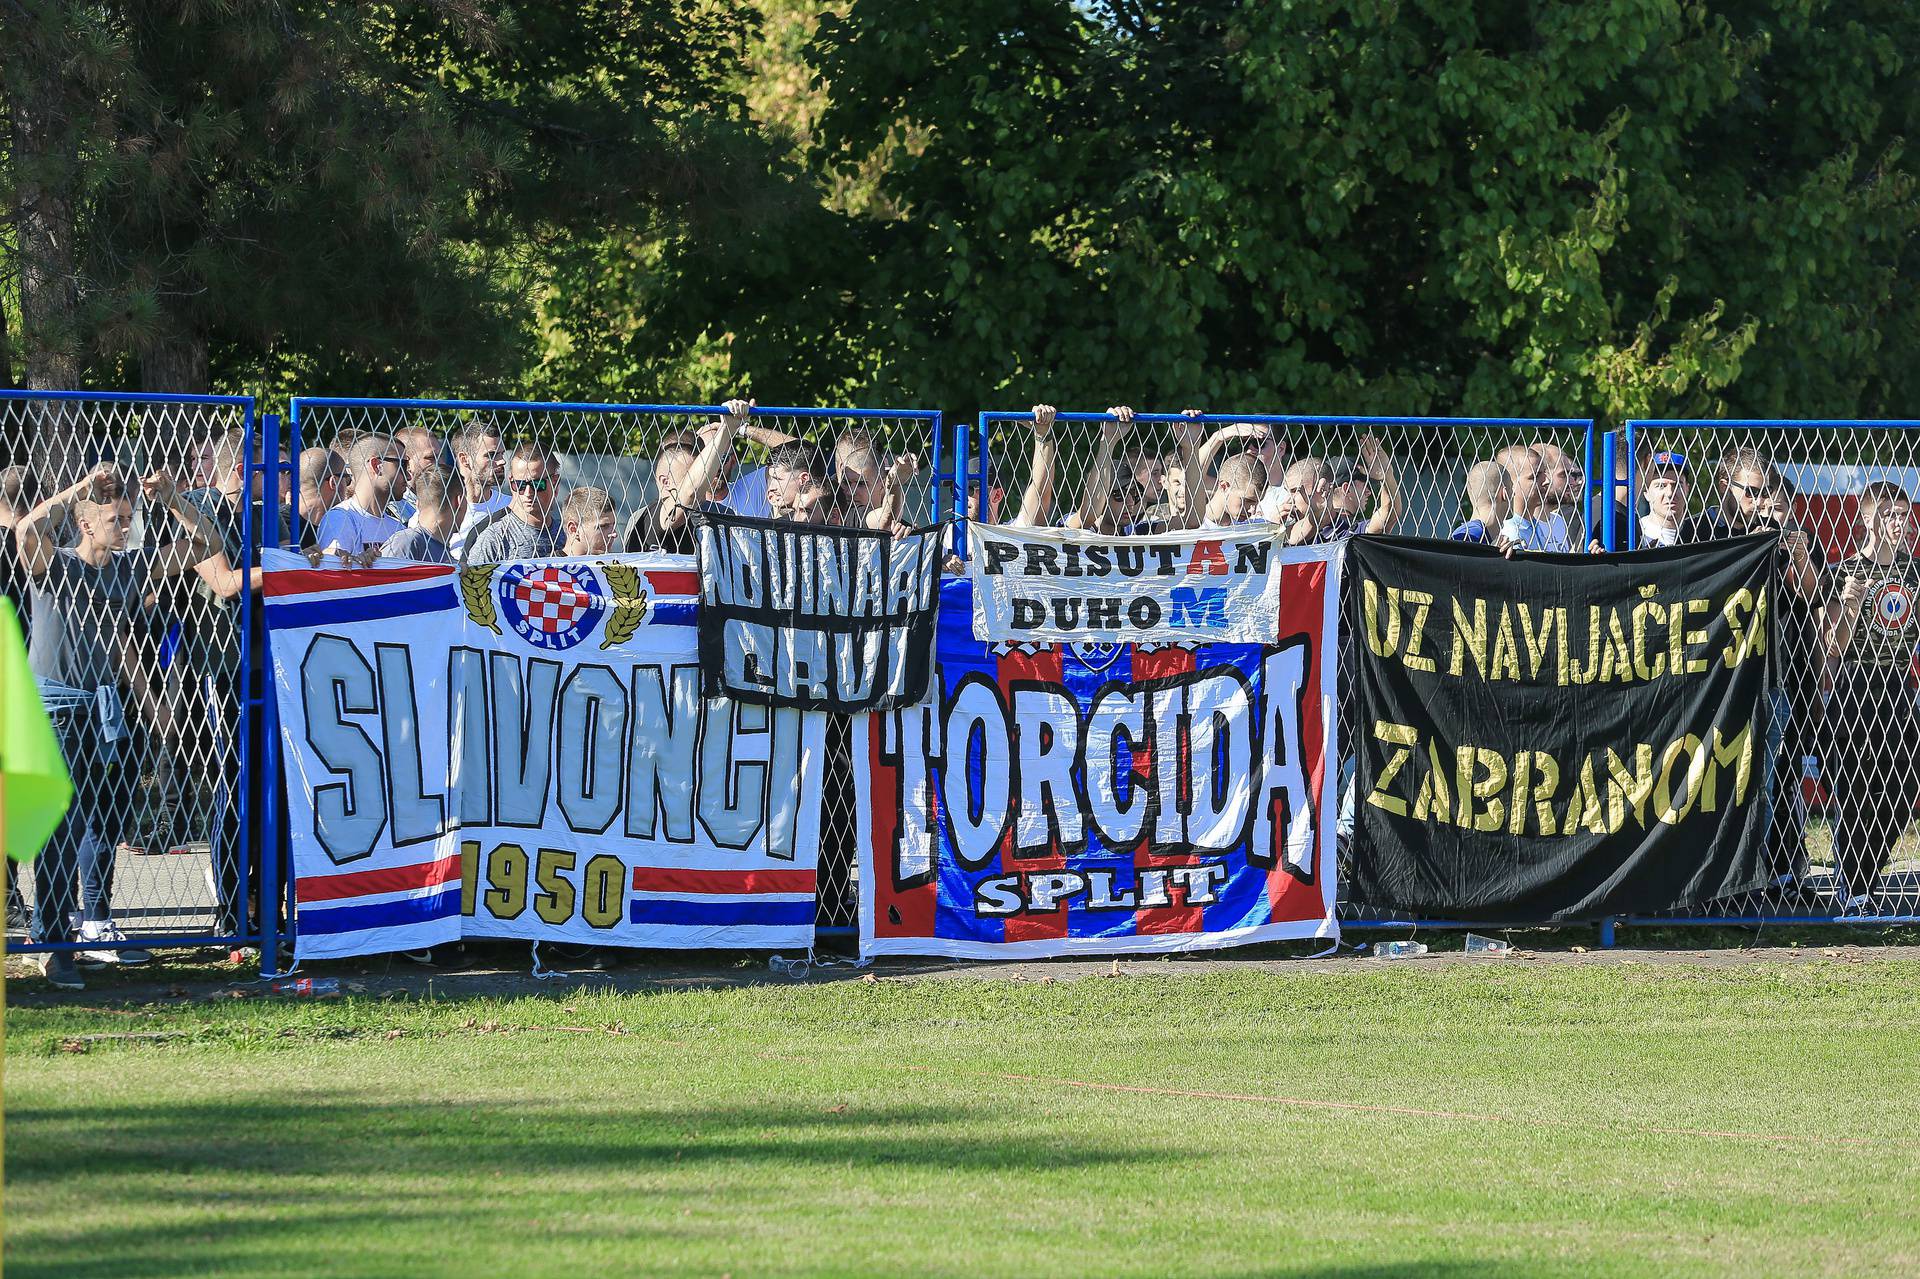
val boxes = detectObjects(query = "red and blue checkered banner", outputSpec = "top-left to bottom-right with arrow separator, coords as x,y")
854,545 -> 1342,958
262,548 -> 826,961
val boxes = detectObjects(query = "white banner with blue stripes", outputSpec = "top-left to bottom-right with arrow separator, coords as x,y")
263,549 -> 825,961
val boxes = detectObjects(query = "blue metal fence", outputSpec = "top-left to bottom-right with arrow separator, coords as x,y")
3,390 -> 275,965
1605,418 -> 1920,938
17,393 -> 1920,965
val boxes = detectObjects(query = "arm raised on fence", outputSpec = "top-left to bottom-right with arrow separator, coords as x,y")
143,470 -> 223,578
660,397 -> 752,536
865,454 -> 920,532
16,462 -> 118,578
1066,407 -> 1132,531
1358,434 -> 1402,535
1182,423 -> 1267,530
1010,405 -> 1057,528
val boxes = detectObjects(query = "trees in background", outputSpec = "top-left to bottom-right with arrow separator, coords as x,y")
0,1 -> 782,396
5,1 -> 1918,425
630,0 -> 1920,423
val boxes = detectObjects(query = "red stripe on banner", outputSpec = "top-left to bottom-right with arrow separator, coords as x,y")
1129,646 -> 1207,936
265,563 -> 455,597
1266,558 -> 1332,923
998,645 -> 1069,944
629,867 -> 817,894
644,570 -> 699,596
298,853 -> 463,902
868,716 -> 938,939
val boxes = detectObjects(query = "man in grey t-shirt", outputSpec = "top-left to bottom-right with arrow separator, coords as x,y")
461,443 -> 562,565
17,464 -> 219,987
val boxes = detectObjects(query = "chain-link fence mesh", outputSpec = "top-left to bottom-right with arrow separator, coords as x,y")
3,392 -> 264,958
1613,420 -> 1920,927
20,395 -> 1915,952
973,411 -> 1594,546
287,399 -> 944,934
976,410 -> 1598,930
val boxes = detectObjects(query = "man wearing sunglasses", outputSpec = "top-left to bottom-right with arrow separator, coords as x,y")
461,442 -> 563,566
1679,447 -> 1774,543
314,434 -> 407,557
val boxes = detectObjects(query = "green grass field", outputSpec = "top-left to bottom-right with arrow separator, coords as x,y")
7,961 -> 1919,1278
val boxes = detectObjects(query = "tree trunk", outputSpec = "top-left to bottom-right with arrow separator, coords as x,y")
0,288 -> 16,390
6,25 -> 85,484
11,76 -> 81,392
140,333 -> 211,394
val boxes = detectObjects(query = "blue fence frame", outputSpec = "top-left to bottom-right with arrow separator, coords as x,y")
22,393 -> 1920,963
1607,418 -> 1920,938
2,389 -> 276,964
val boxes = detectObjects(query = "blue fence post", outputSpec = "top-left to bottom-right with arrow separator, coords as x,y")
260,409 -> 289,977
1599,917 -> 1618,948
1583,424 -> 1597,543
236,405 -> 260,964
1623,419 -> 1638,551
929,409 -> 946,526
1601,432 -> 1619,551
953,420 -> 971,559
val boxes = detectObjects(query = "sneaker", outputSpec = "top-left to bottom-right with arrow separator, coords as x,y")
401,943 -> 470,971
39,952 -> 85,990
75,918 -> 153,968
1839,893 -> 1876,917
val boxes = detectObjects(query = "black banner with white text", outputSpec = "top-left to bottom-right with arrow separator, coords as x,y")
695,511 -> 942,713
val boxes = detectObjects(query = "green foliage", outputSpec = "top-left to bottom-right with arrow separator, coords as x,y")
0,1 -> 781,396
7,2 -> 1918,418
617,0 -> 1920,424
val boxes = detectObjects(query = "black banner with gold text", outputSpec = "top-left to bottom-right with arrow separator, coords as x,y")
1347,534 -> 1776,921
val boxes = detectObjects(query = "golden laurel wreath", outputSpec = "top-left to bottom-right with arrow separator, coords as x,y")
460,564 -> 501,634
599,562 -> 650,649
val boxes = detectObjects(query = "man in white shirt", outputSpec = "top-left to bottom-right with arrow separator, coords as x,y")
1639,459 -> 1688,548
1530,440 -> 1583,550
314,434 -> 406,557
448,422 -> 510,559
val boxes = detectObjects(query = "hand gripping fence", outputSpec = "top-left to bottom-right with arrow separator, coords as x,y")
2,390 -> 275,969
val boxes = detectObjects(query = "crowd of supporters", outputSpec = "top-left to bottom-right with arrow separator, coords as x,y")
5,400 -> 1918,988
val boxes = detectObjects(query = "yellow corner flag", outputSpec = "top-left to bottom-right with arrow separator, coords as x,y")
1,597 -> 71,862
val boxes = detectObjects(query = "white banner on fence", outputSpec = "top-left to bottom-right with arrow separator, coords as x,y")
263,549 -> 824,962
966,522 -> 1284,644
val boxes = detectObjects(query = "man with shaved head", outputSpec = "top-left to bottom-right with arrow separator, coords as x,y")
1201,454 -> 1269,528
1527,439 -> 1582,551
1496,443 -> 1571,551
296,447 -> 342,549
388,426 -> 445,522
